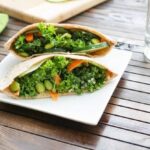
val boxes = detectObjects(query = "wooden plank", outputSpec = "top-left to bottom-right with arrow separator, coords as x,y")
1,28 -> 17,38
0,47 -> 7,55
129,60 -> 150,69
131,53 -> 146,62
0,125 -> 87,150
0,54 -> 6,61
82,11 -> 145,34
105,103 -> 150,123
113,88 -> 150,105
96,137 -> 149,150
0,110 -> 150,149
9,18 -> 28,26
101,113 -> 150,135
96,0 -> 146,11
0,110 -> 103,150
67,18 -> 144,38
7,23 -> 25,31
0,124 -> 147,150
0,35 -> 9,41
118,79 -> 150,94
122,72 -> 150,84
126,66 -> 150,76
1,96 -> 149,136
67,19 -> 145,43
110,97 -> 150,113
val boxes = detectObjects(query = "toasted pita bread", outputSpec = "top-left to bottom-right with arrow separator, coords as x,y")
0,54 -> 117,99
4,23 -> 116,59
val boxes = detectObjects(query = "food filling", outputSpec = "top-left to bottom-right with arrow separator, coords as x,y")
14,23 -> 109,57
9,56 -> 107,99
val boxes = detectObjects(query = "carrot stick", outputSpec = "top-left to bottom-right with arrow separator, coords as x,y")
25,33 -> 34,42
67,60 -> 84,72
50,91 -> 59,100
54,74 -> 61,85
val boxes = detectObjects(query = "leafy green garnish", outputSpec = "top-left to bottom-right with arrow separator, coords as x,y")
15,35 -> 25,49
0,13 -> 9,33
38,22 -> 56,40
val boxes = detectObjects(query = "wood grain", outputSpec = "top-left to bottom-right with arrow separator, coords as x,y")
0,125 -> 87,150
0,0 -> 150,149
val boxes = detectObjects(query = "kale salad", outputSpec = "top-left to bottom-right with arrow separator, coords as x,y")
12,23 -> 110,57
8,56 -> 110,100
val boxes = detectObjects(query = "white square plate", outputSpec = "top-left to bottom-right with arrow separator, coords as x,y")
0,49 -> 132,125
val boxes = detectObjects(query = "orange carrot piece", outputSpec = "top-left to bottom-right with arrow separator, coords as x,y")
54,74 -> 61,85
25,33 -> 34,42
50,91 -> 59,100
67,60 -> 84,72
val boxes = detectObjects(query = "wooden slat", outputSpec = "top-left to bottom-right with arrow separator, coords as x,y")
1,28 -> 17,38
126,65 -> 150,76
0,125 -> 87,150
0,111 -> 98,150
0,109 -> 150,149
96,137 -> 149,150
129,60 -> 150,69
113,88 -> 150,104
118,79 -> 150,93
0,107 -> 148,148
96,0 -> 146,11
101,113 -> 150,135
105,104 -> 150,123
122,72 -> 150,84
1,98 -> 149,136
110,97 -> 150,113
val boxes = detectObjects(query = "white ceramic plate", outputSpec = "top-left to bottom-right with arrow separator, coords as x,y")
0,49 -> 132,125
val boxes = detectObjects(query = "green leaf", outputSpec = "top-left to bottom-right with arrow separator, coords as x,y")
76,42 -> 109,53
0,13 -> 9,33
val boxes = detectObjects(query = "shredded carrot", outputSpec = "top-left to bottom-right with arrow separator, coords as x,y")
67,60 -> 84,72
25,33 -> 34,42
50,91 -> 59,100
54,74 -> 61,85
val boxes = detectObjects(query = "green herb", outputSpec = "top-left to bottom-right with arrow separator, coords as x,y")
15,35 -> 25,50
0,13 -> 9,33
14,23 -> 108,57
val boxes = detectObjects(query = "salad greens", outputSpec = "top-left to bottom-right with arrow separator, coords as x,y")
14,23 -> 109,57
10,56 -> 107,98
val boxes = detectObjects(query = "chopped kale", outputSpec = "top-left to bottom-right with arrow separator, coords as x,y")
13,56 -> 107,98
13,23 -> 107,56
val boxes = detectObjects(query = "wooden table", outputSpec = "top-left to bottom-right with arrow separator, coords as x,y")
0,0 -> 150,149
